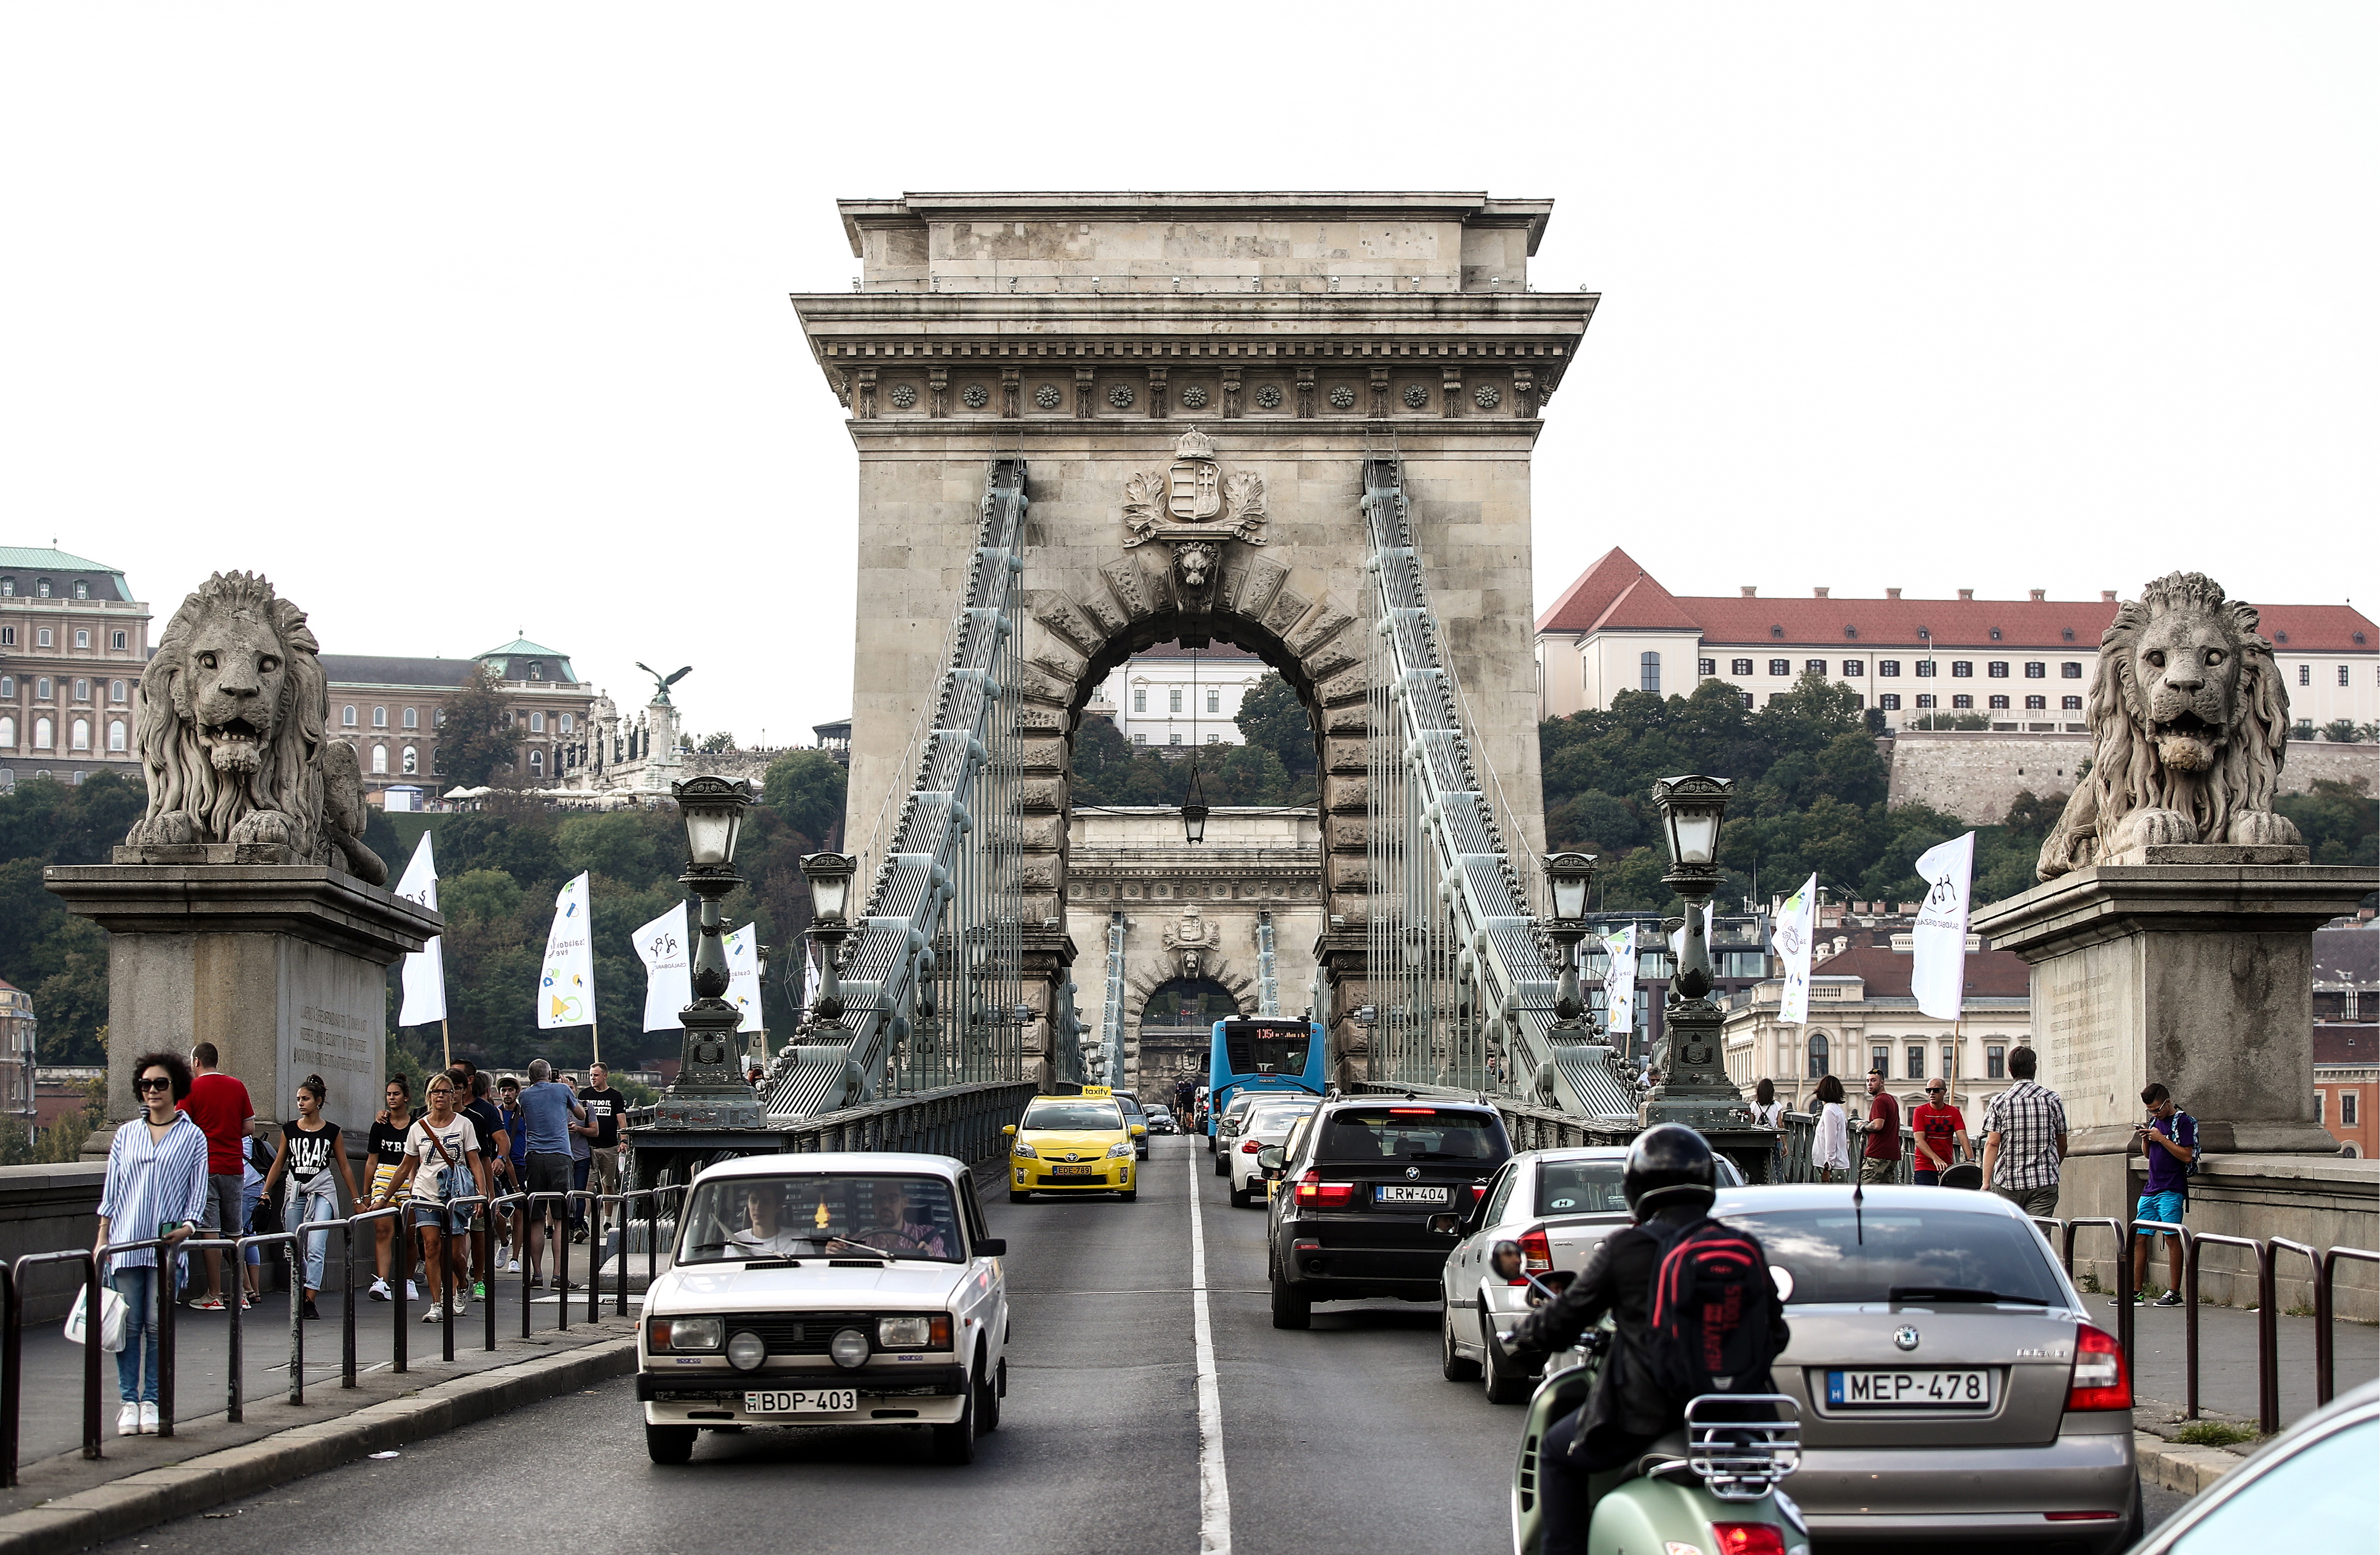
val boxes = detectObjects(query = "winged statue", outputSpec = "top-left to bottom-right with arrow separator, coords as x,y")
635,662 -> 694,706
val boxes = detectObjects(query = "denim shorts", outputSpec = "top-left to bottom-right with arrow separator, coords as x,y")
2134,1189 -> 2185,1232
411,1203 -> 473,1232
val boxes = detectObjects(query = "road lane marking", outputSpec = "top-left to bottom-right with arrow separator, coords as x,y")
1189,1148 -> 1232,1555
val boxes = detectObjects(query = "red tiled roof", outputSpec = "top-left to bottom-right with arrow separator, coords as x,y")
1809,944 -> 2032,998
2315,1024 -> 2375,1066
1537,547 -> 1655,633
1591,574 -> 1704,633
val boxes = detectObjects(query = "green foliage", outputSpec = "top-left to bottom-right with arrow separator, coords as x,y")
0,774 -> 144,1063
2320,719 -> 2376,744
1907,712 -> 1993,731
2276,780 -> 2379,868
699,731 -> 737,753
2171,1420 -> 2259,1448
1541,675 -> 2045,913
1235,674 -> 1317,776
1069,671 -> 1320,810
435,662 -> 519,788
762,749 -> 848,847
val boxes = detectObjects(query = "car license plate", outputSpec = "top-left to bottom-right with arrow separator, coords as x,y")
1825,1368 -> 1991,1408
1052,1164 -> 1096,1176
1375,1184 -> 1451,1204
743,1388 -> 857,1415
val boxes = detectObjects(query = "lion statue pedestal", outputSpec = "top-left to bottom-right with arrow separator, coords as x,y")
43,572 -> 439,1146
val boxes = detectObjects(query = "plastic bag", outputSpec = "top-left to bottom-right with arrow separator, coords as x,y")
64,1283 -> 127,1353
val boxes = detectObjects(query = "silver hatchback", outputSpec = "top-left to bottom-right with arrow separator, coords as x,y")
1710,1185 -> 2139,1551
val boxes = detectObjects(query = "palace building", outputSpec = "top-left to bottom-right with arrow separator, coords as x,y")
0,547 -> 151,789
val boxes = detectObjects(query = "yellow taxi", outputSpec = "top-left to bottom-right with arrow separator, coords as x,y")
1004,1086 -> 1144,1203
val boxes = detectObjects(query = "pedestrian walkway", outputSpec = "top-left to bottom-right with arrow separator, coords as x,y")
2117,1295 -> 2379,1428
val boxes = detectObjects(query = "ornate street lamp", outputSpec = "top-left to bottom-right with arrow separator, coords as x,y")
799,850 -> 859,1026
1543,852 -> 1598,1032
1181,762 -> 1209,845
655,776 -> 761,1128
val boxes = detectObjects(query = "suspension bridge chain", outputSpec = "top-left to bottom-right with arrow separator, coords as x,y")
1099,911 -> 1128,1085
1254,910 -> 1281,1018
769,456 -> 1031,1117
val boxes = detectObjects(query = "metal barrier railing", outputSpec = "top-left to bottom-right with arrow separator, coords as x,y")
2062,1218 -> 2134,1361
2186,1232 -> 2279,1431
2316,1246 -> 2378,1406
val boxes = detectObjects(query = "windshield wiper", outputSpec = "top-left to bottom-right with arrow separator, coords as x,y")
1887,1285 -> 2048,1305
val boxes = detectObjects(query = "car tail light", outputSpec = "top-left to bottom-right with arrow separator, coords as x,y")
1241,1139 -> 1262,1154
1388,1107 -> 1436,1114
1517,1226 -> 1553,1277
2044,1512 -> 2120,1522
1709,1524 -> 1788,1555
2065,1322 -> 2131,1411
1295,1169 -> 1356,1208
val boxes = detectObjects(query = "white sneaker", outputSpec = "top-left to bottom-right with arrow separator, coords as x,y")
450,1297 -> 470,1315
505,1258 -> 520,1274
405,1281 -> 419,1301
422,1305 -> 443,1323
367,1278 -> 390,1302
140,1402 -> 159,1433
117,1402 -> 139,1437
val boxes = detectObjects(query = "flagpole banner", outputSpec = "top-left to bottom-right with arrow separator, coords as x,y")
800,942 -> 821,1023
1911,832 -> 1978,1021
395,832 -> 446,1027
725,923 -> 763,1033
1771,874 -> 1818,1026
633,905 -> 692,1032
1602,924 -> 1639,1036
537,872 -> 595,1030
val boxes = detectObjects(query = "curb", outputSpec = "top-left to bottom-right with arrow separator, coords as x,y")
0,1339 -> 637,1555
2133,1432 -> 2244,1496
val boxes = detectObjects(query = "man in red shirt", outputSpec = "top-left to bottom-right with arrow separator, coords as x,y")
1910,1082 -> 1969,1187
1857,1067 -> 1903,1185
180,1043 -> 255,1310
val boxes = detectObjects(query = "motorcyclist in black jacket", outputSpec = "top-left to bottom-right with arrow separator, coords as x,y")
1504,1125 -> 1790,1555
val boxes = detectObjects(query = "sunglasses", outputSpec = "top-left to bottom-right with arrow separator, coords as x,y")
137,1076 -> 174,1092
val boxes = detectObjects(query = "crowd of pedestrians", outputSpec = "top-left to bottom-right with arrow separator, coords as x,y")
89,1044 -> 642,1433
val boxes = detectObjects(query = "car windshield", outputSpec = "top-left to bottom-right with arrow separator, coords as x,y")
1021,1101 -> 1124,1131
1246,1106 -> 1317,1136
1114,1094 -> 1143,1115
1321,1108 -> 1507,1163
1720,1208 -> 2065,1306
1536,1160 -> 1630,1217
678,1173 -> 962,1266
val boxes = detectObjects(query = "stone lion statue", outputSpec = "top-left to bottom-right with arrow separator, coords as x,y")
124,571 -> 387,885
2036,570 -> 2301,879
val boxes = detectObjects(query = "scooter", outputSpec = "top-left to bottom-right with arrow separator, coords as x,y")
1489,1241 -> 1809,1555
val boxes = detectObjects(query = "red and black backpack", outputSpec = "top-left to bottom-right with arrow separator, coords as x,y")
1645,1219 -> 1782,1403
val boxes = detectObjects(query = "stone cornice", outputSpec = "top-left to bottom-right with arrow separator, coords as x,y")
839,191 -> 1556,249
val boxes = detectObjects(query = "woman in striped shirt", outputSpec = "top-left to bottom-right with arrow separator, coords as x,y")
93,1052 -> 211,1436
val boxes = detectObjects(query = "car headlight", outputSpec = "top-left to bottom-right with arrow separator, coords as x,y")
725,1330 -> 767,1371
652,1316 -> 722,1352
877,1313 -> 953,1349
1011,1139 -> 1038,1159
1107,1140 -> 1134,1158
829,1327 -> 872,1369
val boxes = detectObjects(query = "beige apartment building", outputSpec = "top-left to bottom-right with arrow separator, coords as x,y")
0,547 -> 152,789
322,636 -> 602,801
1537,547 -> 2380,736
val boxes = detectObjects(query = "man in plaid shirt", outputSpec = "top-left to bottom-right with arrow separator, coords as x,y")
1980,1046 -> 2068,1217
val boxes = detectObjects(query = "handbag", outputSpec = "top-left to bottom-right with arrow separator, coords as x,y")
417,1122 -> 476,1205
65,1283 -> 128,1353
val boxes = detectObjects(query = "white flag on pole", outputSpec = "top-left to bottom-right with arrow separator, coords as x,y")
1667,902 -> 1716,964
394,832 -> 445,1027
725,923 -> 763,1033
1911,832 -> 1977,1020
536,872 -> 596,1029
1601,924 -> 1639,1036
632,905 -> 691,1032
800,941 -> 821,1022
1771,873 -> 1818,1025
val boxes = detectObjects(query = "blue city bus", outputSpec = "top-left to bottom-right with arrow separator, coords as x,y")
1206,1017 -> 1328,1138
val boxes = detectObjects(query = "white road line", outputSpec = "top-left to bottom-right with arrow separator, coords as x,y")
1188,1148 -> 1233,1555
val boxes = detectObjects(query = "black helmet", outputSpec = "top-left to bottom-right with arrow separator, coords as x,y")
1624,1123 -> 1718,1218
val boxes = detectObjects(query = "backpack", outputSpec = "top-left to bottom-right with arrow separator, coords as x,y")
1645,1219 -> 1782,1404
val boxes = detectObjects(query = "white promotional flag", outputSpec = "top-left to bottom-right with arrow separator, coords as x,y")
725,923 -> 763,1033
1601,924 -> 1639,1036
633,905 -> 692,1032
800,942 -> 821,1023
1666,902 -> 1716,964
394,832 -> 445,1026
1771,874 -> 1818,1025
1911,832 -> 1978,1020
536,872 -> 596,1029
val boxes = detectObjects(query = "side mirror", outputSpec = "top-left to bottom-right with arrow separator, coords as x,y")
1426,1211 -> 1463,1236
1002,1124 -> 1017,1136
1131,1123 -> 1147,1137
975,1237 -> 1007,1258
1488,1239 -> 1525,1282
1256,1145 -> 1285,1172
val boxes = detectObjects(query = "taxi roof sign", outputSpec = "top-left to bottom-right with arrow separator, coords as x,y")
1079,1084 -> 1113,1098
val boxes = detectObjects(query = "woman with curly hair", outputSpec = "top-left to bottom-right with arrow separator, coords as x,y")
93,1052 -> 209,1435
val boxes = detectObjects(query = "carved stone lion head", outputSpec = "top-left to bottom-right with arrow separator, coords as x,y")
2037,570 -> 2299,878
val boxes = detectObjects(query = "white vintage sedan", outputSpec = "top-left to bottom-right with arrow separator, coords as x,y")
637,1153 -> 1010,1465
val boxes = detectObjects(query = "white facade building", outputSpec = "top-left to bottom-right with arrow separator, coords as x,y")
1095,640 -> 1265,749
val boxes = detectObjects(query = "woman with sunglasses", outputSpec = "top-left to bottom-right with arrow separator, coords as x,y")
370,1075 -> 489,1323
92,1053 -> 209,1435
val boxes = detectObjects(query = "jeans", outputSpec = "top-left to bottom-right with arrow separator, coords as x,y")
109,1265 -> 161,1403
289,1184 -> 341,1292
1913,1169 -> 1942,1187
1994,1183 -> 2061,1219
570,1155 -> 591,1229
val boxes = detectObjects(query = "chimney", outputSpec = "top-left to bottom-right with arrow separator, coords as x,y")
2029,588 -> 2046,602
1958,589 -> 1974,601
1885,587 -> 1902,599
2102,590 -> 2118,602
1813,587 -> 1829,598
1741,586 -> 1757,597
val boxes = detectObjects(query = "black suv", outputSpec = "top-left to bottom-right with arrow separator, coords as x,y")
1262,1098 -> 1512,1329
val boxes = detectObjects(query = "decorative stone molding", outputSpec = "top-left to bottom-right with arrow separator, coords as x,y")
1513,366 -> 1537,417
1036,383 -> 1064,410
962,383 -> 989,409
1440,365 -> 1463,418
1108,382 -> 1136,410
1295,365 -> 1316,420
929,366 -> 950,419
1073,367 -> 1097,418
1328,385 -> 1357,410
1147,365 -> 1169,419
999,366 -> 1021,418
1473,382 -> 1501,410
1370,366 -> 1392,417
1221,365 -> 1242,420
1403,382 -> 1430,408
856,367 -> 879,419
1180,384 -> 1210,410
1253,384 -> 1283,410
888,382 -> 917,410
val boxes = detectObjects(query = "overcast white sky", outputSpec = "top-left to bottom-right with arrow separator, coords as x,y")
3,4 -> 2372,746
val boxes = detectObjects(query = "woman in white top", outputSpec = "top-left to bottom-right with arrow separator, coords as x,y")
370,1075 -> 488,1322
1811,1072 -> 1852,1182
1750,1078 -> 1786,1183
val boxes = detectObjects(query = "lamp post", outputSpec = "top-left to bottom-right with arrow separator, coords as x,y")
1543,852 -> 1598,1033
797,850 -> 859,1029
655,776 -> 763,1128
1636,775 -> 1775,1176
1181,762 -> 1209,845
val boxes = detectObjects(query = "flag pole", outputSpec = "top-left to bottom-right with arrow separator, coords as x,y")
590,1008 -> 602,1068
441,1017 -> 451,1071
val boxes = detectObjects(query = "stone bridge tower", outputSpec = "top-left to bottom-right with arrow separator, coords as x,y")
793,192 -> 1595,1078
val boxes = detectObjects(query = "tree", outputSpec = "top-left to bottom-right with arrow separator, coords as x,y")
1235,674 -> 1316,777
436,663 -> 519,789
763,750 -> 848,847
699,731 -> 737,753
2276,779 -> 2379,867
2322,719 -> 2373,744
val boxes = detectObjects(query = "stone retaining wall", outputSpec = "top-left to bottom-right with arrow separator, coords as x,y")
1887,732 -> 2376,827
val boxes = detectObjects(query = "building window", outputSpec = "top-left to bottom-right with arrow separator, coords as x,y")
434,708 -> 446,726
0,677 -> 11,698
1767,658 -> 1790,677
1871,1044 -> 1889,1074
34,678 -> 50,700
2344,1091 -> 2359,1126
1986,1044 -> 2006,1079
2062,661 -> 2083,678
1806,1032 -> 1829,1079
35,630 -> 52,650
2025,695 -> 2046,710
72,678 -> 87,701
1907,1044 -> 1924,1080
107,719 -> 125,752
1641,651 -> 1661,693
0,629 -> 13,647
528,748 -> 544,772
1916,694 -> 1936,709
2316,1090 -> 2325,1124
33,718 -> 51,750
1169,733 -> 1183,745
341,705 -> 357,727
1879,693 -> 1902,711
526,661 -> 544,681
1737,693 -> 1752,709
73,629 -> 90,650
1731,658 -> 1754,676
2063,695 -> 2083,711
35,581 -> 49,598
1951,661 -> 1973,677
1805,660 -> 1827,676
1941,1043 -> 1954,1078
1767,692 -> 1790,705
1842,660 -> 1865,677
73,581 -> 89,600
1989,627 -> 2003,641
1168,688 -> 1183,713
529,712 -> 546,733
402,746 -> 418,775
371,745 -> 388,774
1988,695 -> 2010,710
558,712 -> 573,733
109,680 -> 125,701
2024,661 -> 2045,678
372,705 -> 387,728
2340,665 -> 2352,686
1987,662 -> 2009,678
1915,660 -> 1935,677
1206,733 -> 1220,744
1132,689 -> 1146,712
111,630 -> 127,650
1699,658 -> 1716,676
0,718 -> 14,748
1878,660 -> 1900,677
1132,734 -> 1147,746
0,579 -> 11,596
403,706 -> 418,728
1953,695 -> 1974,709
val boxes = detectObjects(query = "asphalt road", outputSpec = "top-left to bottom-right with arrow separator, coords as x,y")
103,1137 -> 2190,1555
